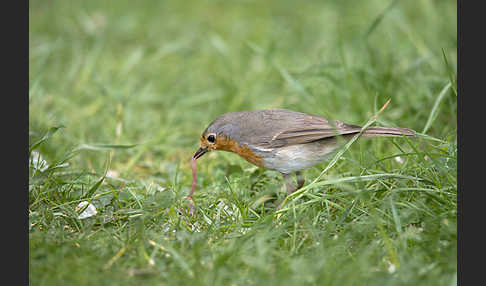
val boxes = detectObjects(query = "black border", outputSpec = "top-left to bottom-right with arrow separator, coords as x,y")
9,0 -> 29,285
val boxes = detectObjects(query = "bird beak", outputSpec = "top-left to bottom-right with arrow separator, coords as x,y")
193,147 -> 208,160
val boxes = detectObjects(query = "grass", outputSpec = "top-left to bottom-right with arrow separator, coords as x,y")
29,0 -> 457,285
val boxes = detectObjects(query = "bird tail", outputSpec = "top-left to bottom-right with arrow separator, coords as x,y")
361,126 -> 415,138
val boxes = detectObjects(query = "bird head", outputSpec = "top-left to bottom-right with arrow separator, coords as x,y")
192,115 -> 241,160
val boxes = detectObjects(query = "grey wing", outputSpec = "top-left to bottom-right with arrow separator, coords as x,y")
265,114 -> 363,148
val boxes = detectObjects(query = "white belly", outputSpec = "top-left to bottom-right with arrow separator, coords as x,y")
261,141 -> 340,174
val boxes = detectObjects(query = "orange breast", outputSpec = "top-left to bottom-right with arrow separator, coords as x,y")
216,136 -> 264,168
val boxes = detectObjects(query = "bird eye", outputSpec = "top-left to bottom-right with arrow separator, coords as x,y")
207,134 -> 216,143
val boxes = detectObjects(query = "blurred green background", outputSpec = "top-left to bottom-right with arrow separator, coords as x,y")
29,0 -> 456,285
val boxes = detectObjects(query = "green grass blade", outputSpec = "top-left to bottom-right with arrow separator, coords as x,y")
422,82 -> 451,134
73,143 -> 138,151
29,126 -> 64,155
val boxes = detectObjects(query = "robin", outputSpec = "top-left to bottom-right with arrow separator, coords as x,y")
190,108 -> 415,198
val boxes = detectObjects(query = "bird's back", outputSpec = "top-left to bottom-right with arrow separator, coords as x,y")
209,109 -> 360,147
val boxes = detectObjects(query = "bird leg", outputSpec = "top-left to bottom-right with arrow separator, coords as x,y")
278,172 -> 305,210
281,172 -> 305,194
281,173 -> 296,194
296,171 -> 305,190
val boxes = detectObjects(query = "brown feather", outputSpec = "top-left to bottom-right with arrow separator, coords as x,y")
269,122 -> 414,147
361,126 -> 415,137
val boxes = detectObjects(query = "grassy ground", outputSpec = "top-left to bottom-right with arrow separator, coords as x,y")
29,0 -> 457,285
